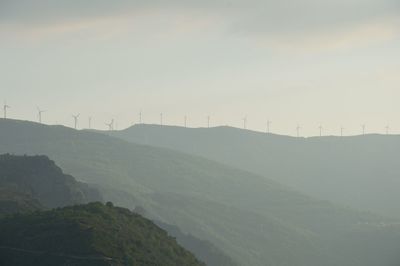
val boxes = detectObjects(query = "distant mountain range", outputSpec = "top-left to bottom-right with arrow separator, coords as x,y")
0,119 -> 399,266
108,124 -> 400,218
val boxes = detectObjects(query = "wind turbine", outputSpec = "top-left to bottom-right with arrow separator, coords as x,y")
160,113 -> 163,126
88,117 -> 92,129
266,120 -> 272,134
318,124 -> 323,137
385,125 -> 390,135
3,102 -> 10,119
340,126 -> 344,137
72,114 -> 80,129
361,124 -> 366,135
184,115 -> 187,128
139,111 -> 142,124
243,116 -> 247,129
105,119 -> 114,131
207,115 -> 210,128
37,107 -> 46,123
296,125 -> 301,137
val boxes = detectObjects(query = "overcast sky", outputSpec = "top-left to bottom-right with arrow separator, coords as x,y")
0,0 -> 399,136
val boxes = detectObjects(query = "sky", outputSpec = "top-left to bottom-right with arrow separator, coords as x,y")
0,0 -> 399,136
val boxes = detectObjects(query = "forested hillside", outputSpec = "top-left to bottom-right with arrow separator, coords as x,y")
0,202 -> 204,266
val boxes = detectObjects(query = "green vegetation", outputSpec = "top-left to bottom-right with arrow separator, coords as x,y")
0,202 -> 204,266
0,119 -> 399,265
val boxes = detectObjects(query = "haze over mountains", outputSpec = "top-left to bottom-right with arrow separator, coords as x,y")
2,0 -> 399,265
108,124 -> 400,218
0,154 -> 102,211
0,153 -> 231,266
0,118 -> 399,265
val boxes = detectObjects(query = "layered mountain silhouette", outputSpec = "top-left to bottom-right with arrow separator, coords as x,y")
0,149 -> 235,265
109,124 -> 400,218
0,119 -> 399,265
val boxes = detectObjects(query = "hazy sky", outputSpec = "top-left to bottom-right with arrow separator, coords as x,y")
1,0 -> 399,136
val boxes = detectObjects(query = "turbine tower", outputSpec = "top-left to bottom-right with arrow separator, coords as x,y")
385,125 -> 389,135
266,120 -> 271,134
88,117 -> 92,129
361,124 -> 366,135
139,111 -> 142,124
37,107 -> 46,123
184,115 -> 187,128
319,124 -> 323,137
105,119 -> 114,131
72,114 -> 80,129
3,102 -> 10,119
207,115 -> 210,128
243,116 -> 247,129
340,126 -> 344,137
296,125 -> 301,138
160,113 -> 163,126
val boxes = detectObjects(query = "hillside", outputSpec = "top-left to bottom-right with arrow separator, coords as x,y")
109,124 -> 400,218
0,202 -> 204,266
0,187 -> 43,217
0,119 -> 399,265
0,154 -> 102,210
0,153 -> 230,266
155,220 -> 238,266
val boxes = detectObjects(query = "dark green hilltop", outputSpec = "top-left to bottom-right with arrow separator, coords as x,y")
0,202 -> 204,266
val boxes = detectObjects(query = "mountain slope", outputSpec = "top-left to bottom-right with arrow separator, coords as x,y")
109,124 -> 400,218
155,220 -> 238,266
0,154 -> 102,210
0,187 -> 43,217
0,202 -> 204,266
0,152 -> 231,266
0,119 -> 399,266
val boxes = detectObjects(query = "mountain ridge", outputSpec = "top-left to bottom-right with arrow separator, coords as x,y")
108,123 -> 400,218
0,119 -> 399,265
